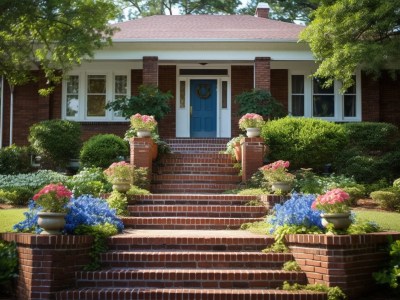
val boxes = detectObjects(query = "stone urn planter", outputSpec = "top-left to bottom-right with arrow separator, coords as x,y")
271,182 -> 292,193
37,212 -> 66,235
137,130 -> 151,138
112,181 -> 131,193
321,212 -> 352,230
246,127 -> 260,138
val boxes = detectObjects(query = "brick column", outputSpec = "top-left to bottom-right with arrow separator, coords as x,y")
143,56 -> 158,86
130,137 -> 152,181
0,233 -> 92,300
285,232 -> 400,299
241,137 -> 264,181
254,57 -> 271,90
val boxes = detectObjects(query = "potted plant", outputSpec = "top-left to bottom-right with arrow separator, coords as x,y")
104,161 -> 133,192
33,183 -> 73,234
238,113 -> 264,137
259,160 -> 295,193
226,135 -> 244,162
311,188 -> 352,230
130,113 -> 158,138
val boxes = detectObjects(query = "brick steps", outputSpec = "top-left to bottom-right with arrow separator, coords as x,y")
121,216 -> 264,229
56,287 -> 327,300
75,268 -> 306,289
132,194 -> 256,206
152,174 -> 242,184
107,230 -> 274,251
128,205 -> 267,218
165,138 -> 229,154
151,183 -> 239,193
154,165 -> 239,175
101,251 -> 293,269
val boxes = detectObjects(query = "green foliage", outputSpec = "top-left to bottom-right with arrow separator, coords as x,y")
0,241 -> 18,283
225,135 -> 243,159
261,117 -> 348,170
341,186 -> 365,206
246,170 -> 270,190
374,239 -> 400,290
29,120 -> 81,169
235,89 -> 285,119
0,187 -> 34,206
301,0 -> 400,90
0,0 -> 119,93
240,221 -> 271,235
394,179 -> 400,189
282,281 -> 347,300
106,85 -> 172,121
126,185 -> 150,196
245,199 -> 265,206
0,145 -> 32,175
80,134 -> 129,169
66,167 -> 109,197
133,167 -> 150,189
0,170 -> 68,190
282,260 -> 301,271
238,189 -> 266,196
346,218 -> 381,235
106,191 -> 129,216
370,190 -> 400,211
74,223 -> 118,271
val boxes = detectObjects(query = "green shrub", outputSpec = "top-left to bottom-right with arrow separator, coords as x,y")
133,167 -> 150,189
341,122 -> 399,153
0,187 -> 34,206
80,134 -> 129,168
0,145 -> 32,175
394,178 -> 400,188
29,120 -> 81,169
282,260 -> 301,271
126,185 -> 150,196
0,241 -> 18,283
238,188 -> 266,196
370,190 -> 400,211
235,89 -> 285,118
261,117 -> 347,170
342,186 -> 366,206
106,191 -> 128,216
374,239 -> 400,290
66,167 -> 109,197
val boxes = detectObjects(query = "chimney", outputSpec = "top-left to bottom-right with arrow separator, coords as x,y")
255,2 -> 270,18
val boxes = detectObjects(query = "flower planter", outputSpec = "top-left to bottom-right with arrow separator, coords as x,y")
137,130 -> 151,138
151,140 -> 158,161
271,181 -> 292,193
37,212 -> 66,235
246,127 -> 260,138
321,212 -> 352,230
112,181 -> 131,193
234,142 -> 241,162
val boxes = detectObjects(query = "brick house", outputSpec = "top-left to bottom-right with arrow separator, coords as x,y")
0,4 -> 399,147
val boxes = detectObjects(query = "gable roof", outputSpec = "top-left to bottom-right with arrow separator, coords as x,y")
113,15 -> 304,42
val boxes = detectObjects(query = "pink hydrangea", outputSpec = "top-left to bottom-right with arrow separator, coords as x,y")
238,113 -> 264,130
33,183 -> 72,201
130,113 -> 157,131
311,188 -> 350,213
259,160 -> 294,183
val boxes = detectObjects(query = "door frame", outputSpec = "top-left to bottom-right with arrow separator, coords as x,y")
176,65 -> 231,138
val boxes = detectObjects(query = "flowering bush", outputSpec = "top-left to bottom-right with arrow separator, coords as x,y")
311,188 -> 351,214
33,183 -> 72,213
260,160 -> 295,183
103,161 -> 133,184
268,193 -> 323,233
238,113 -> 264,130
130,113 -> 157,131
14,195 -> 124,234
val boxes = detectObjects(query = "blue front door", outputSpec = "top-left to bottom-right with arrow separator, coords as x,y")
190,80 -> 217,137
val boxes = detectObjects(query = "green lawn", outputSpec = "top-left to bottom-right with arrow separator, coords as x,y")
353,210 -> 400,232
0,209 -> 26,232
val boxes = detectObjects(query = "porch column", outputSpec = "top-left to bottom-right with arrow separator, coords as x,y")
143,56 -> 159,86
254,57 -> 271,90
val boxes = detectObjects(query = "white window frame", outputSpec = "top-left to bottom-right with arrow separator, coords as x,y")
288,71 -> 361,122
62,70 -> 130,122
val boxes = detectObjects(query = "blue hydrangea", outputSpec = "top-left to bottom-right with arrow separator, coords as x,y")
13,195 -> 124,234
268,193 -> 323,233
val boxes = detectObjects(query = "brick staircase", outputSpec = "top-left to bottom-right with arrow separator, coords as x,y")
56,139 -> 326,300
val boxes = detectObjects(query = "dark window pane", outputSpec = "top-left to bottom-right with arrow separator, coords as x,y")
222,81 -> 227,109
87,95 -> 106,116
180,69 -> 228,75
313,78 -> 334,94
344,95 -> 356,117
179,81 -> 185,108
313,95 -> 334,117
292,75 -> 304,94
292,95 -> 304,116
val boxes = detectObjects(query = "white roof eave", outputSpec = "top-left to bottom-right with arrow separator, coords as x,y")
111,38 -> 302,43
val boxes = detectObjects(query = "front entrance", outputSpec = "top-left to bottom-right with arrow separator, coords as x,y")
190,80 -> 217,137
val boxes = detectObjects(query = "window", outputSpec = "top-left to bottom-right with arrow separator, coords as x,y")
179,81 -> 186,108
63,71 -> 130,121
291,75 -> 304,116
343,76 -> 357,118
221,81 -> 228,109
313,77 -> 334,117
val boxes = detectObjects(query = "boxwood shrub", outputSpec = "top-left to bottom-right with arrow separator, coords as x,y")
261,117 -> 347,170
0,145 -> 33,175
80,134 -> 129,168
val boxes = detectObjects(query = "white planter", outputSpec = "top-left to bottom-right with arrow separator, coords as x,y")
137,130 -> 151,138
246,127 -> 260,138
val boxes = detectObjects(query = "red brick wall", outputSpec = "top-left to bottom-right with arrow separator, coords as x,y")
158,65 -> 177,138
131,69 -> 143,96
143,56 -> 158,86
241,137 -> 264,181
379,72 -> 400,126
271,69 -> 289,112
231,66 -> 254,137
361,72 -> 381,122
254,57 -> 271,90
80,122 -> 129,141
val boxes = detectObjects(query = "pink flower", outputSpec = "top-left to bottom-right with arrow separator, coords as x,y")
259,160 -> 294,183
238,113 -> 264,130
311,188 -> 350,213
33,183 -> 72,201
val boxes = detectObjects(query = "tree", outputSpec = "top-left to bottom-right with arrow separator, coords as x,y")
237,0 -> 320,23
119,0 -> 241,19
301,0 -> 400,90
0,0 -> 120,94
